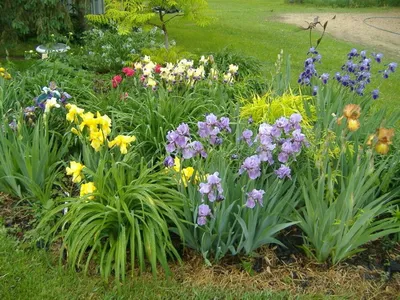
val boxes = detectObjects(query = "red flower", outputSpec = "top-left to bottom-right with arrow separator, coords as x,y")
112,75 -> 123,88
154,64 -> 162,74
122,67 -> 135,77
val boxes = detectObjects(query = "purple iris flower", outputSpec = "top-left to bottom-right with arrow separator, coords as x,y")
348,48 -> 358,59
188,141 -> 207,158
239,155 -> 261,180
312,86 -> 318,96
278,151 -> 289,163
8,120 -> 17,131
292,129 -> 305,143
290,113 -> 302,125
275,164 -> 292,179
388,62 -> 397,73
281,140 -> 295,154
245,189 -> 265,208
199,172 -> 224,202
242,129 -> 253,146
219,117 -> 231,133
320,73 -> 329,84
205,113 -> 218,126
163,156 -> 174,167
372,89 -> 379,100
197,203 -> 212,226
176,123 -> 190,136
198,121 -> 210,138
374,53 -> 383,63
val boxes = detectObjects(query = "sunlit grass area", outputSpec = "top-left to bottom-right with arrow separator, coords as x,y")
167,0 -> 400,108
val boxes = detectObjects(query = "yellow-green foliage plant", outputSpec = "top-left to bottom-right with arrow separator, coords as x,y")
239,91 -> 316,126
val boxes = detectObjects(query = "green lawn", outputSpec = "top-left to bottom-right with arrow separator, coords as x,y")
0,228 -> 296,300
167,0 -> 400,109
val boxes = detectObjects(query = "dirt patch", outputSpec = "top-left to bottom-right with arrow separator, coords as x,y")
277,12 -> 400,59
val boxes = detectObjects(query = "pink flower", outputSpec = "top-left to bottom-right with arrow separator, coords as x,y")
112,75 -> 123,88
154,64 -> 162,74
122,67 -> 135,77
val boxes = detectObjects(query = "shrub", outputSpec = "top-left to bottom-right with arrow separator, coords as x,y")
79,27 -> 164,73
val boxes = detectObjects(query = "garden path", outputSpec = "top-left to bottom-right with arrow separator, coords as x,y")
277,11 -> 400,59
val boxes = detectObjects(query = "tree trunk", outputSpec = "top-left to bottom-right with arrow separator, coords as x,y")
159,10 -> 169,49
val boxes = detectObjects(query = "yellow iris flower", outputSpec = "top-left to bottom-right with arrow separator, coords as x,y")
108,135 -> 136,154
80,182 -> 96,200
90,130 -> 105,152
172,157 -> 198,187
79,112 -> 97,132
66,161 -> 85,183
96,112 -> 112,136
66,104 -> 84,123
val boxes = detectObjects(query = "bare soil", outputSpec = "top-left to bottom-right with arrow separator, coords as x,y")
277,11 -> 400,59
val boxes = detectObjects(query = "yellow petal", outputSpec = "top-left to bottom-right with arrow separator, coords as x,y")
375,142 -> 390,155
347,119 -> 360,132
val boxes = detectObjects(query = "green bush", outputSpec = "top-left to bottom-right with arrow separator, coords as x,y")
0,0 -> 72,43
79,27 -> 164,73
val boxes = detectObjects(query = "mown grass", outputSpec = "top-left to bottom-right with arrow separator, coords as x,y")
0,227 -> 298,300
167,0 -> 400,109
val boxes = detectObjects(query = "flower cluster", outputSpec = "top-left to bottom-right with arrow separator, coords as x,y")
334,48 -> 397,99
111,55 -> 239,91
66,104 -> 136,153
297,47 -> 321,87
239,113 -> 307,180
198,113 -> 231,145
367,127 -> 395,155
223,64 -> 239,84
34,81 -> 71,111
197,172 -> 224,225
337,104 -> 361,132
0,66 -> 11,80
165,123 -> 207,159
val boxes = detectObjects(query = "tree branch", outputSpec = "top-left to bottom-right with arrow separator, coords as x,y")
147,22 -> 162,29
164,14 -> 184,24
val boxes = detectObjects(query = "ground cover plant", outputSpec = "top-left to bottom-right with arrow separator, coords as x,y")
0,0 -> 400,298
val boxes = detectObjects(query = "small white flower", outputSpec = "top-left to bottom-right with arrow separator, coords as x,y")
45,97 -> 60,113
143,55 -> 151,63
228,64 -> 239,74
